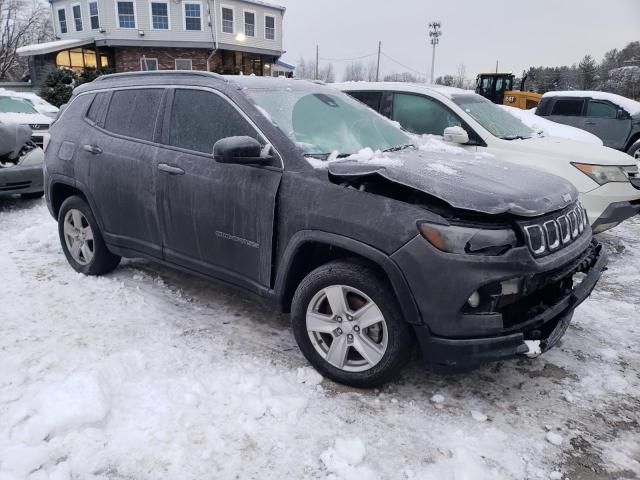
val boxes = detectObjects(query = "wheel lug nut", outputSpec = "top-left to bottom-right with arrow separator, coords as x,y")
347,315 -> 353,321
354,326 -> 360,332
336,316 -> 342,323
347,334 -> 353,340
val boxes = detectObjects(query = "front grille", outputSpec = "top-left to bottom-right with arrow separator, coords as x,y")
0,180 -> 31,191
31,135 -> 44,148
519,203 -> 588,257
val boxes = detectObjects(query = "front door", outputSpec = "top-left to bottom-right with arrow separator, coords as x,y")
546,97 -> 586,129
156,87 -> 282,289
582,99 -> 632,150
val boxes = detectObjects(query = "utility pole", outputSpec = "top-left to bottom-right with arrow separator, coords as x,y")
376,41 -> 382,82
315,45 -> 319,80
496,60 -> 499,73
429,21 -> 442,84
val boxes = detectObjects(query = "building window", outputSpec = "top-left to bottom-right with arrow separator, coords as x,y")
72,4 -> 83,31
184,2 -> 201,31
56,48 -> 110,71
221,6 -> 233,33
244,11 -> 255,37
57,8 -> 67,34
88,1 -> 99,29
117,1 -> 136,28
175,59 -> 192,70
140,58 -> 158,71
264,14 -> 275,40
150,2 -> 169,29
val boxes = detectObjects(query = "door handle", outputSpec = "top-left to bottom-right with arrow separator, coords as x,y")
83,144 -> 102,154
158,163 -> 185,175
584,121 -> 596,126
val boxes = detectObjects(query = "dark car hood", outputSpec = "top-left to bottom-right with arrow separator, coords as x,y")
327,148 -> 578,217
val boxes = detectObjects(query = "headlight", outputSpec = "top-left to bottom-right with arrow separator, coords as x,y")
572,163 -> 628,185
418,222 -> 517,255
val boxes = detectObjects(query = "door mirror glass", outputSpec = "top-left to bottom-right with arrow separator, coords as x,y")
443,126 -> 469,144
213,136 -> 272,165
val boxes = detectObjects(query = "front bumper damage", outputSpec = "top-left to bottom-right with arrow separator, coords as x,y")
393,233 -> 607,370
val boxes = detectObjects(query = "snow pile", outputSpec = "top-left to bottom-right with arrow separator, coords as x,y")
543,90 -> 640,116
305,147 -> 403,169
499,105 -> 602,145
0,89 -> 58,118
1,203 -> 639,479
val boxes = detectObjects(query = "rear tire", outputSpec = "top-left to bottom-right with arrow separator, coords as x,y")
21,191 -> 44,199
58,196 -> 121,275
291,260 -> 413,388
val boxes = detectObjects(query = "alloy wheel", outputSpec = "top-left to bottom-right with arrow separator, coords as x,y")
63,209 -> 95,266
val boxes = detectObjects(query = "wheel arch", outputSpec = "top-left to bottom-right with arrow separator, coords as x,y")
625,130 -> 640,153
48,178 -> 106,233
275,231 -> 422,325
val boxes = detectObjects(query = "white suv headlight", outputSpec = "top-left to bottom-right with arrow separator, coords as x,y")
572,163 -> 629,185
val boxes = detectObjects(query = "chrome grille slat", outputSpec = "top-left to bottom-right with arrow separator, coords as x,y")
522,203 -> 587,257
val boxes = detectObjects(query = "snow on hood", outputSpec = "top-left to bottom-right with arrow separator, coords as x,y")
0,111 -> 51,126
327,142 -> 578,217
499,105 -> 603,146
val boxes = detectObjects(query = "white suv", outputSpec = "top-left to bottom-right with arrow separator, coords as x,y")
335,82 -> 640,233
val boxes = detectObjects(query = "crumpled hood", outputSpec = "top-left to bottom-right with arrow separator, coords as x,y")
510,136 -> 636,166
328,148 -> 578,217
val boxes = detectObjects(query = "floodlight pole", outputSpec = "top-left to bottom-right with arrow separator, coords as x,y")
429,21 -> 442,84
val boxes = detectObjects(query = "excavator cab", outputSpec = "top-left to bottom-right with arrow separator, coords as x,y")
475,73 -> 542,110
475,73 -> 514,105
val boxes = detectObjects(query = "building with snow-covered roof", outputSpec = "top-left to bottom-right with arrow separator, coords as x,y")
17,0 -> 285,85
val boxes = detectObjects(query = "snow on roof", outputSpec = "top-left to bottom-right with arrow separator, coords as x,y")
275,60 -> 295,70
332,82 -> 472,99
543,90 -> 640,116
16,38 -> 94,57
237,0 -> 285,11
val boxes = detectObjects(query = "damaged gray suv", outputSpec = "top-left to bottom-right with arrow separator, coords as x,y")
44,72 -> 607,387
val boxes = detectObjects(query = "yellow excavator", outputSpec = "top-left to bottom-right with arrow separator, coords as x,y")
475,73 -> 542,110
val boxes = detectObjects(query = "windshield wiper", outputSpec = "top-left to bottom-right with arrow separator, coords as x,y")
383,144 -> 415,153
304,153 -> 352,160
501,135 -> 532,141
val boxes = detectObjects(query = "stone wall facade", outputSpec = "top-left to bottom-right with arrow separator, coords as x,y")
114,47 -> 220,72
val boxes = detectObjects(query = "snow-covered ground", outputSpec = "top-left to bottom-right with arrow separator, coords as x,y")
1,200 -> 639,480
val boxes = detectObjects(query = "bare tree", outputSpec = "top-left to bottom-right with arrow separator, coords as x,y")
0,0 -> 54,80
365,59 -> 377,82
383,72 -> 419,82
295,57 -> 335,83
343,61 -> 365,82
454,64 -> 467,88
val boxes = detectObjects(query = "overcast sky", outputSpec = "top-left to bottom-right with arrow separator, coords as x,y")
276,0 -> 640,81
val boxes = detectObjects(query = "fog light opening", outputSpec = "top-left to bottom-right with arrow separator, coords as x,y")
467,291 -> 480,308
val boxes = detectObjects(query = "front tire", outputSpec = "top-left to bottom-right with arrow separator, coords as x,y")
58,196 -> 121,275
628,140 -> 640,159
291,260 -> 413,388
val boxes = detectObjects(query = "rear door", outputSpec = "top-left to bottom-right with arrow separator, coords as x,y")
81,87 -> 166,257
545,97 -> 586,129
583,99 -> 632,149
156,87 -> 282,289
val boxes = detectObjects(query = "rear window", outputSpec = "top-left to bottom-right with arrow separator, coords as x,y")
551,99 -> 584,116
104,88 -> 164,141
86,92 -> 110,125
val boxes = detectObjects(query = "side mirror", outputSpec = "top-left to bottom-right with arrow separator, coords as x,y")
617,109 -> 629,120
443,126 -> 469,145
213,136 -> 272,165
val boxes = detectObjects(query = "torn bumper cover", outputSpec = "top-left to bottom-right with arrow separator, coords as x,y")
394,235 -> 607,370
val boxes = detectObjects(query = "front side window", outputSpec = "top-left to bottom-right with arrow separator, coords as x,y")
551,99 -> 585,116
222,6 -> 233,33
151,2 -> 169,29
587,100 -> 617,119
175,59 -> 192,70
72,4 -> 83,31
452,94 -> 534,140
246,88 -> 410,156
57,8 -> 68,33
244,11 -> 255,37
184,3 -> 201,31
88,1 -> 99,29
117,1 -> 135,28
393,93 -> 462,136
265,15 -> 275,40
104,89 -> 164,141
169,89 -> 261,154
140,58 -> 158,71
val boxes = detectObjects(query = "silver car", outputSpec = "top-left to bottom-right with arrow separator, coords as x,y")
0,122 -> 44,199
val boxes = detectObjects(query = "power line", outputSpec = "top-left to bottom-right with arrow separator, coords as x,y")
318,52 -> 378,62
380,52 -> 426,77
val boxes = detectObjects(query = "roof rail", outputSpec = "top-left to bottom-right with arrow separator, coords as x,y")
95,70 -> 226,82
